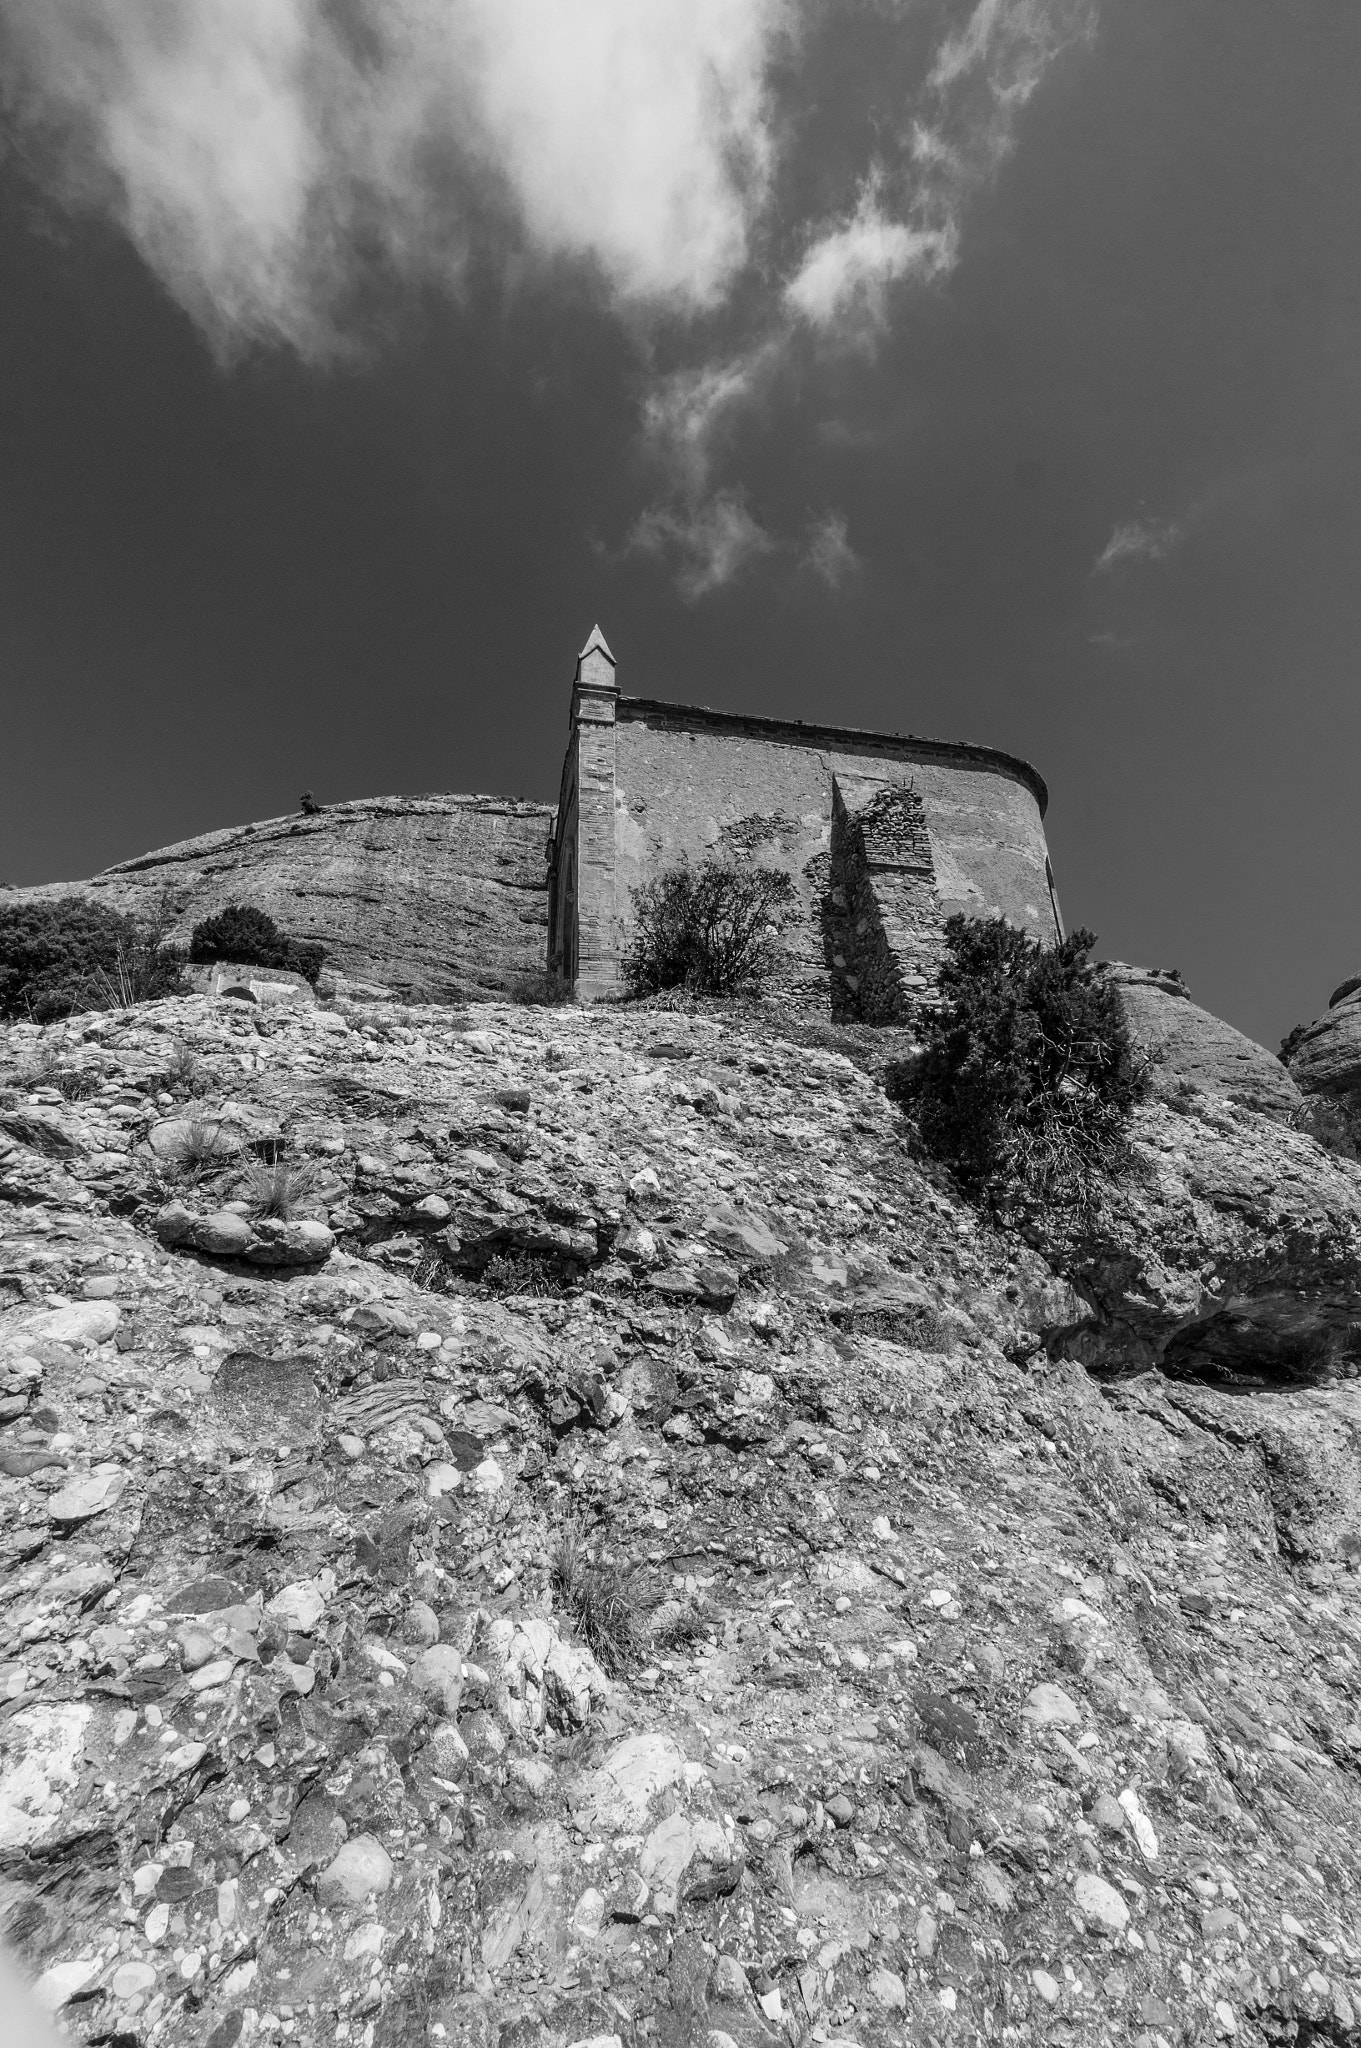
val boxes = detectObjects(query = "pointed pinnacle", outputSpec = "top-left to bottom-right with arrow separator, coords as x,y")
579,624 -> 615,664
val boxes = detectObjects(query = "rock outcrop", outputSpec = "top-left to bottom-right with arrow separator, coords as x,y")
5,991 -> 1361,2047
1034,1091 -> 1361,1381
2,795 -> 554,1000
1286,978 -> 1361,1103
1100,963 -> 1302,1120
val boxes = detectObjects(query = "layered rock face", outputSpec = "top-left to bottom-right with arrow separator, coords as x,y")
2,796 -> 555,999
6,993 -> 1361,2046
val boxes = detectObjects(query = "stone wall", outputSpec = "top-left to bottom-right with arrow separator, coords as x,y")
3,796 -> 554,1001
826,778 -> 944,1023
605,698 -> 1057,1008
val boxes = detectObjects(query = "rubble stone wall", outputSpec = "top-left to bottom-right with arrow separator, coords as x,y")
827,778 -> 945,1023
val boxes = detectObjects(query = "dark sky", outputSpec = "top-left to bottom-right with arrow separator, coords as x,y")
1,0 -> 1358,1052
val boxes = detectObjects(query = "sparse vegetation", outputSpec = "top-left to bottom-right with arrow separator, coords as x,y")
886,915 -> 1147,1213
162,1040 -> 210,1099
162,1118 -> 234,1184
1287,1093 -> 1361,1163
510,971 -> 573,1007
478,1248 -> 578,1296
650,1595 -> 715,1654
189,903 -> 325,985
0,896 -> 186,1021
47,1065 -> 102,1102
549,1520 -> 651,1676
238,1158 -> 317,1220
623,859 -> 794,999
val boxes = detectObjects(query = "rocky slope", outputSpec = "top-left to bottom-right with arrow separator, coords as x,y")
4,991 -> 1361,2048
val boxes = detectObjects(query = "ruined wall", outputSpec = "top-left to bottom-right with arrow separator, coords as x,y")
827,778 -> 945,1023
610,700 -> 1057,1007
3,796 -> 554,999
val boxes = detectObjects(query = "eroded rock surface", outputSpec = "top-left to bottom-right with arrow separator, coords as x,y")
1101,964 -> 1302,1121
3,994 -> 1361,2047
1287,982 -> 1361,1103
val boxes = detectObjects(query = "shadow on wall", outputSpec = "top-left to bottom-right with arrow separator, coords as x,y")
822,779 -> 944,1025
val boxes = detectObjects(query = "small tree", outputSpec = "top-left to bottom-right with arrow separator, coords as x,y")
623,859 -> 794,998
886,915 -> 1147,1212
189,903 -> 325,984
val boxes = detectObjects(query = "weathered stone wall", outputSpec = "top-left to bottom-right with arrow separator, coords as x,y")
2,796 -> 554,1000
610,699 -> 1057,1007
827,778 -> 944,1023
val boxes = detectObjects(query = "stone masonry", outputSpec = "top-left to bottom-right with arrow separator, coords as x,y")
547,631 -> 1061,1015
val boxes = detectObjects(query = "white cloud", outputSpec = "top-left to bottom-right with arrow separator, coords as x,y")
786,182 -> 953,332
803,511 -> 860,588
0,0 -> 791,354
630,491 -> 775,600
0,0 -> 1099,597
1094,516 -> 1183,573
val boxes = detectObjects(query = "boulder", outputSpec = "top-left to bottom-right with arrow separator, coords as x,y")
573,1733 -> 690,1832
1285,984 -> 1361,1100
154,1203 -> 332,1266
1099,964 -> 1301,1121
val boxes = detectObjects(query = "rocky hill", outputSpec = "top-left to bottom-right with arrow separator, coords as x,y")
2,797 -> 554,1002
4,987 -> 1361,2048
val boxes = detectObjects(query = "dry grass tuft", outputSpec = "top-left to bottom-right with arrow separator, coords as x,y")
549,1520 -> 651,1677
239,1158 -> 318,1220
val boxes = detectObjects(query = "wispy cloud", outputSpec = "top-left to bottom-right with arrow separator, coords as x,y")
785,181 -> 954,335
0,0 -> 792,355
629,491 -> 775,601
803,511 -> 861,589
1093,515 -> 1183,573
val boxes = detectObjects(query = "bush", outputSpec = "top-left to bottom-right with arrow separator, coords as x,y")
189,903 -> 325,984
886,916 -> 1147,1212
0,897 -> 186,1021
623,859 -> 794,998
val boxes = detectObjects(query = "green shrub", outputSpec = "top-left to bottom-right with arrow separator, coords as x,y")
189,903 -> 324,984
886,916 -> 1147,1212
623,859 -> 794,998
0,897 -> 186,1021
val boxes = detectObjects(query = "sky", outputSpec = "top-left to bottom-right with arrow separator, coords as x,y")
0,0 -> 1358,1052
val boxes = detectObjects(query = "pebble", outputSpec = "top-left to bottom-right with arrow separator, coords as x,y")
869,1967 -> 907,2010
112,1961 -> 159,1999
1022,1682 -> 1083,1728
1073,1871 -> 1130,1935
317,1836 -> 394,1908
